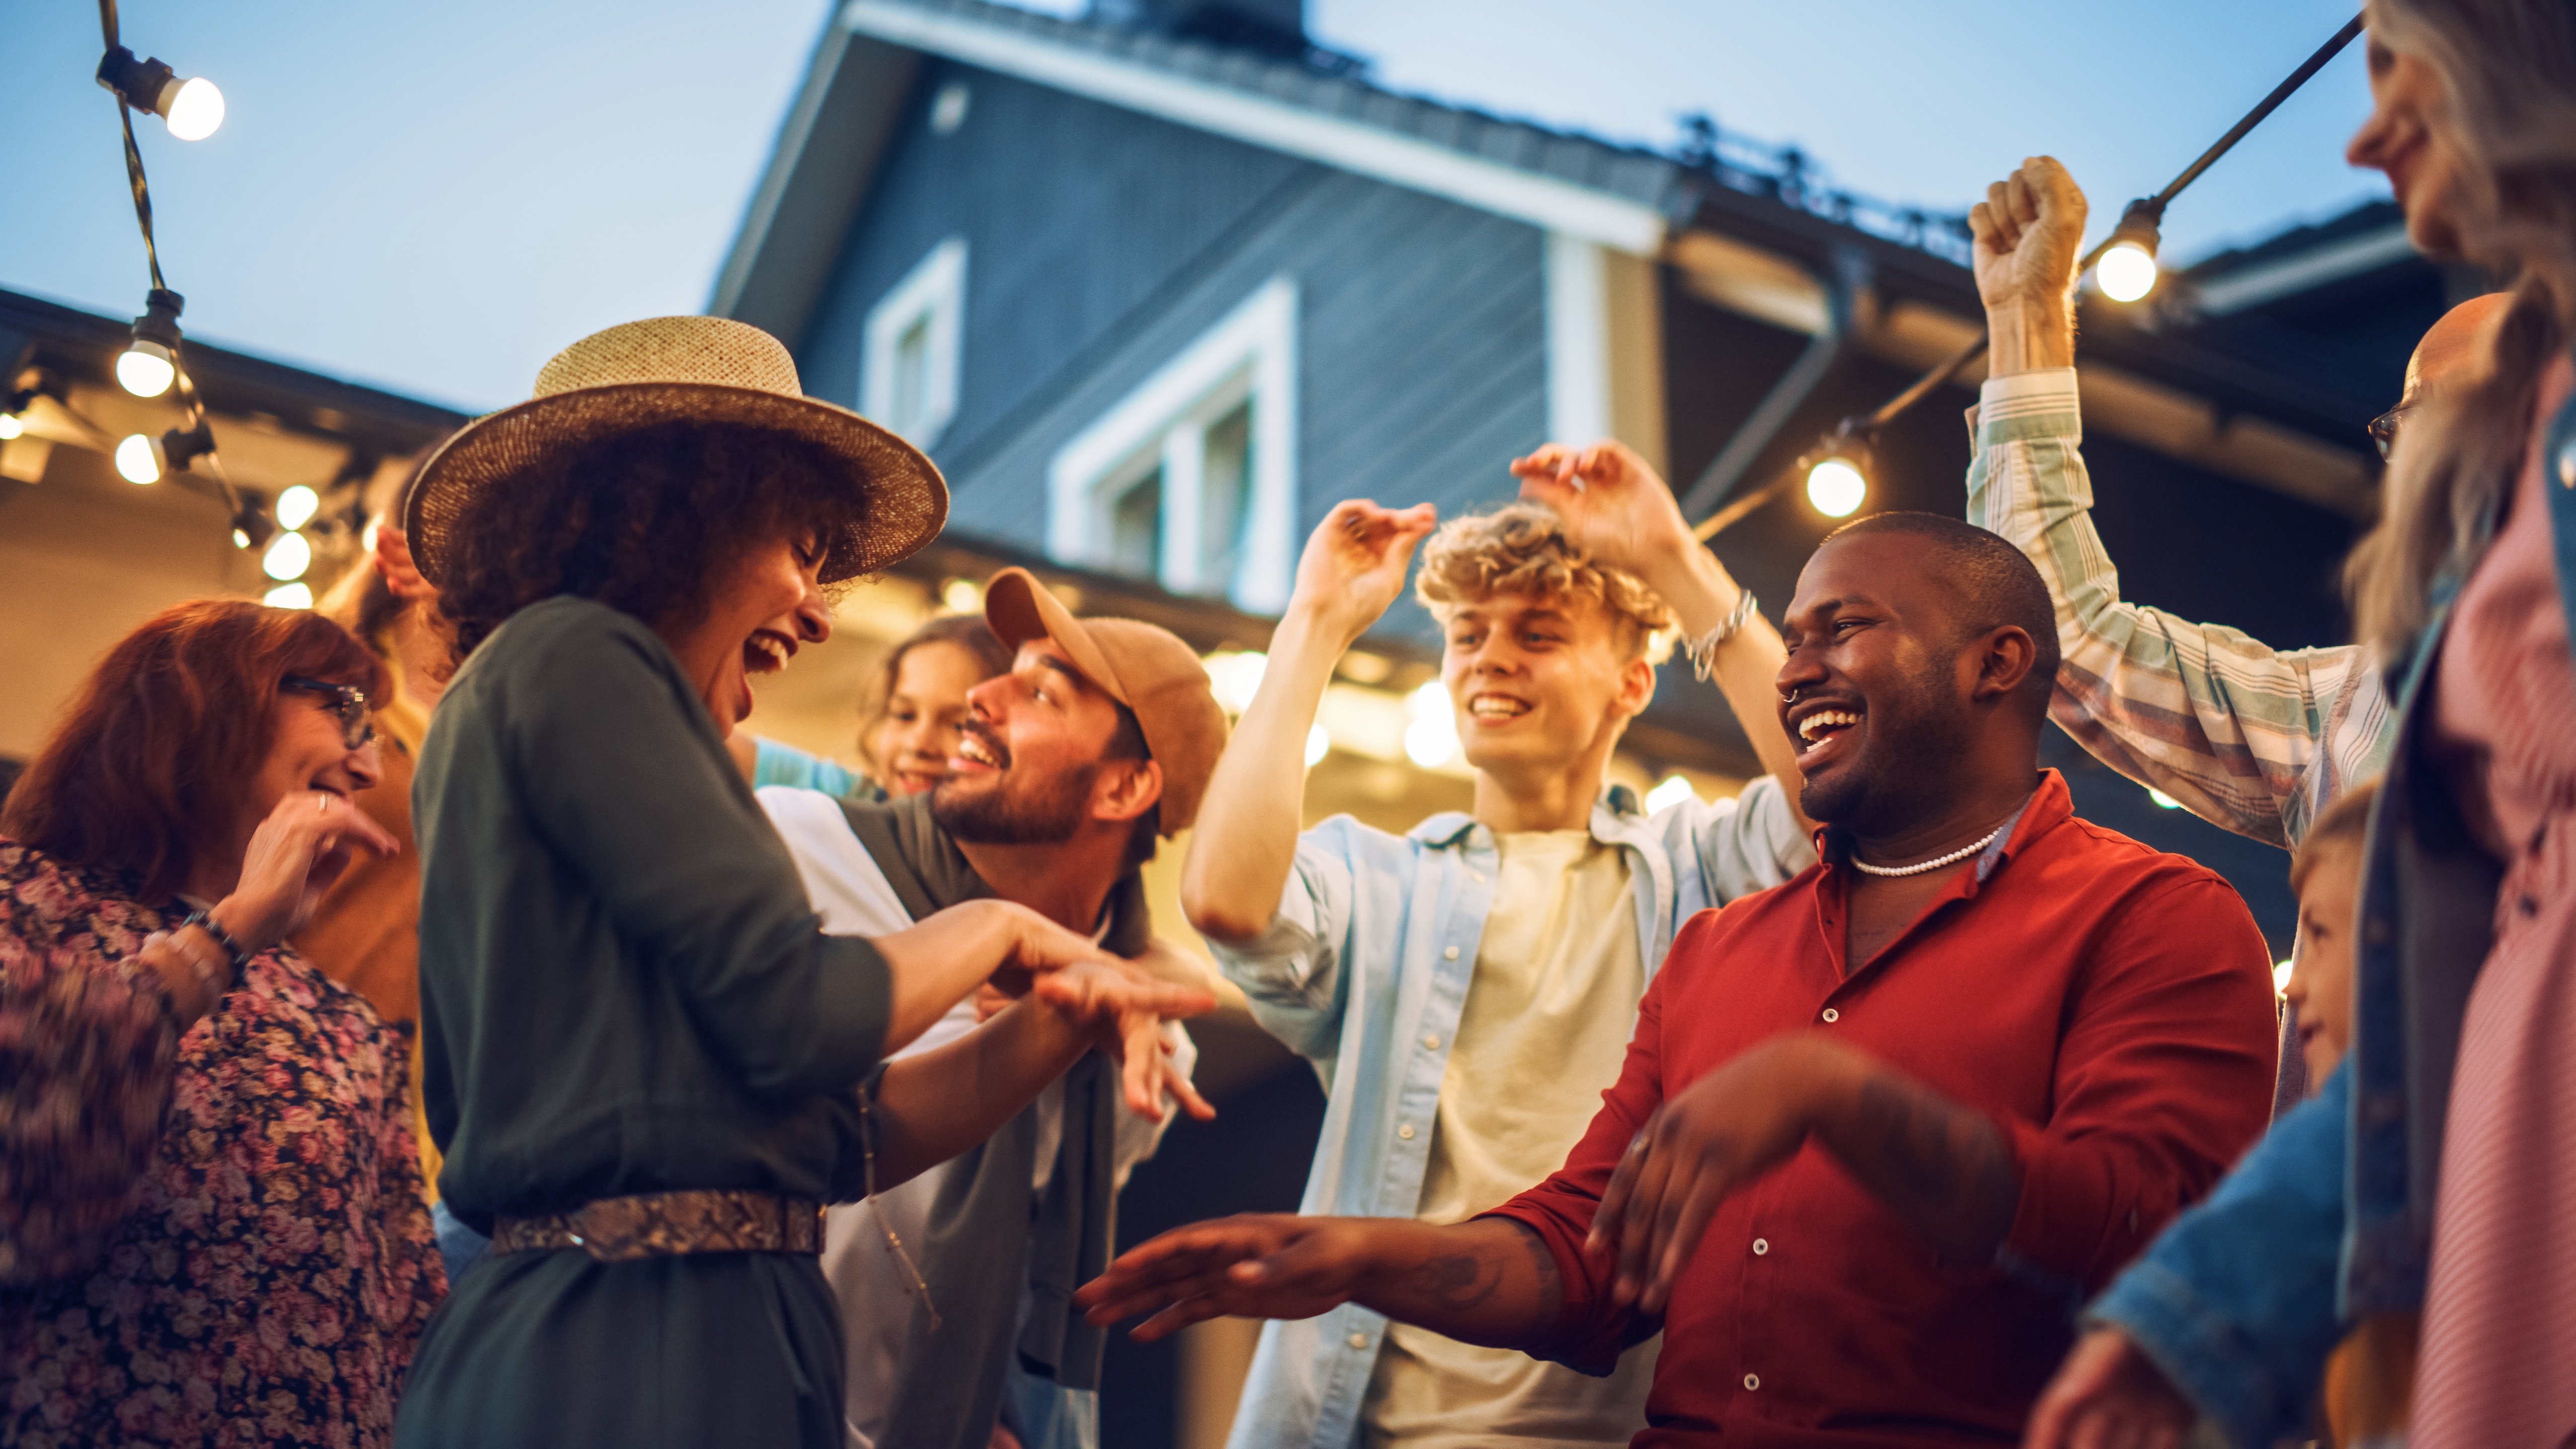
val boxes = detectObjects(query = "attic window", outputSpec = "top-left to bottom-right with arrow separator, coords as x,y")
862,237 -> 967,448
1048,277 -> 1298,611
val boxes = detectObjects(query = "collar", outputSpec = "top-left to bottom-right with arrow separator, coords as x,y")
1408,782 -> 1646,849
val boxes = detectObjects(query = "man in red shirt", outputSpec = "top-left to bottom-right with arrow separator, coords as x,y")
1077,513 -> 2279,1446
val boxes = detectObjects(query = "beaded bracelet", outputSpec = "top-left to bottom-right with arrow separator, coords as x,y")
176,908 -> 252,990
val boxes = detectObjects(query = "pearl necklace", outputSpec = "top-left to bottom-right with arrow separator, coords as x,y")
1848,824 -> 2006,877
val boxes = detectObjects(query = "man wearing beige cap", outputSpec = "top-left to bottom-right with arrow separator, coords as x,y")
755,566 -> 1229,1449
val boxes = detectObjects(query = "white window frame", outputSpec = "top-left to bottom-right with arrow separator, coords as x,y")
1048,276 -> 1299,612
861,236 -> 968,449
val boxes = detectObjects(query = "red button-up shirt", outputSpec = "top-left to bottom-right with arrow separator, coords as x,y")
1487,771 -> 2277,1446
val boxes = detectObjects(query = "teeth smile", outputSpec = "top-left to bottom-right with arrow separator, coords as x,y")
957,734 -> 1004,768
743,634 -> 792,675
1796,710 -> 1861,745
1468,696 -> 1528,718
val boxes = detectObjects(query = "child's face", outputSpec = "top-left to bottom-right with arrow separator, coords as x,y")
2285,842 -> 2362,1085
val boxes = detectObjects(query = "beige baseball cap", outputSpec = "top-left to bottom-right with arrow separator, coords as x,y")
981,568 -> 1228,835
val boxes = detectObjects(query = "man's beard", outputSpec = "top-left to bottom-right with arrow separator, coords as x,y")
1797,664 -> 1970,837
931,761 -> 1097,846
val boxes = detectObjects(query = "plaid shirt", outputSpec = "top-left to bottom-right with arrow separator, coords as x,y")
1963,368 -> 2395,850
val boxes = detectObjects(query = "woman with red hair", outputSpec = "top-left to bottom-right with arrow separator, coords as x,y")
0,599 -> 441,1448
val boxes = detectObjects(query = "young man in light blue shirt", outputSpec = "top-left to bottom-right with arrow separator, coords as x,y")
1181,442 -> 1816,1449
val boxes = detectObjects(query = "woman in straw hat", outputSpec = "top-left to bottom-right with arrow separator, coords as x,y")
388,317 -> 1213,1449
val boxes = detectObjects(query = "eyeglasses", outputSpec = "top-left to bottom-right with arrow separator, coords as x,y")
2367,406 -> 2411,461
281,675 -> 377,751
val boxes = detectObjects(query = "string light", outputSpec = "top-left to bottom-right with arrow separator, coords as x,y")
114,418 -> 216,485
1403,680 -> 1459,769
263,582 -> 314,610
1806,454 -> 1868,518
275,483 -> 319,531
115,433 -> 159,484
262,530 -> 312,582
1690,14 -> 2364,543
116,289 -> 184,397
1645,774 -> 1697,814
1306,723 -> 1331,767
95,47 -> 224,141
2095,199 -> 2166,304
230,501 -> 275,551
0,415 -> 22,442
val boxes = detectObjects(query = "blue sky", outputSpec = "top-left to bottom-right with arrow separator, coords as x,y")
2,0 -> 2382,411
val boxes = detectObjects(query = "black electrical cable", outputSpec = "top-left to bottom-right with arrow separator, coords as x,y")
98,0 -> 168,294
1694,11 -> 2368,541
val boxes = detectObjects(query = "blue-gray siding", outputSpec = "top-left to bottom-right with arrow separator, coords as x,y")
799,61 -> 1550,637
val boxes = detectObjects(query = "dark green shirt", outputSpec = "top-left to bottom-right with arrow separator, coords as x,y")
414,596 -> 892,1231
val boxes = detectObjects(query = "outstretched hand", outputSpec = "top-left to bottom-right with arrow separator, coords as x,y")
1509,439 -> 1695,582
1032,958 -> 1217,1123
1288,500 -> 1438,641
1075,1214 -> 1376,1342
2022,1326 -> 2196,1449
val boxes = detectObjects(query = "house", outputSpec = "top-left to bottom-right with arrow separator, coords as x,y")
712,0 -> 2440,943
706,3 -> 2464,1443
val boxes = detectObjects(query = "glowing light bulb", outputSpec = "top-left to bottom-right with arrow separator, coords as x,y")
263,582 -> 314,610
1305,723 -> 1331,767
163,76 -> 224,140
0,414 -> 22,441
116,343 -> 177,398
275,484 -> 319,531
1402,680 -> 1458,769
1203,651 -> 1268,715
1645,774 -> 1696,815
1806,456 -> 1867,518
263,530 -> 312,581
2273,960 -> 2295,995
939,577 -> 983,614
115,433 -> 162,484
2097,240 -> 2160,303
2149,788 -> 2183,810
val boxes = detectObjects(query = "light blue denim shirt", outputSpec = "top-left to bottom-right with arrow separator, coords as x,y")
1211,775 -> 1815,1449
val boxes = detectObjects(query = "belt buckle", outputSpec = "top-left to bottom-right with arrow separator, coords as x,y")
569,1195 -> 657,1262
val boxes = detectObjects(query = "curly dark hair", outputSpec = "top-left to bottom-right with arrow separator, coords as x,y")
433,422 -> 871,665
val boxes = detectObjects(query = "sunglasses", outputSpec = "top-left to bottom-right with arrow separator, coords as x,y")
2367,406 -> 2410,461
281,675 -> 377,751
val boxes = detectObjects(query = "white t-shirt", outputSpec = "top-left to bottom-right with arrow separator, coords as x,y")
1361,829 -> 1657,1449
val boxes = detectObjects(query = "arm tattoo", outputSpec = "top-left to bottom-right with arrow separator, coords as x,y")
1832,1073 -> 2019,1264
1404,1250 -> 1505,1311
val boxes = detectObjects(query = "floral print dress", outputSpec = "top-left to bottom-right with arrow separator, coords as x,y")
0,841 -> 443,1447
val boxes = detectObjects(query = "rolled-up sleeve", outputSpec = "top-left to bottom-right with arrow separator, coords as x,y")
1996,874 -> 2277,1294
501,609 -> 892,1102
1204,817 -> 1372,1062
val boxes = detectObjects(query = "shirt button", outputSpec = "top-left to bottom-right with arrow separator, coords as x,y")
1348,1332 -> 1369,1349
1820,1008 -> 1839,1023
1743,1374 -> 1760,1392
1398,1123 -> 1416,1140
1443,946 -> 1460,960
1751,1238 -> 1768,1256
1422,1033 -> 1441,1050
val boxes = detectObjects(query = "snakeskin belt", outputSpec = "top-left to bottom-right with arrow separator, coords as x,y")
490,1190 -> 826,1262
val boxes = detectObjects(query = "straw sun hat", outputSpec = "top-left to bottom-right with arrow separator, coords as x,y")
403,315 -> 946,586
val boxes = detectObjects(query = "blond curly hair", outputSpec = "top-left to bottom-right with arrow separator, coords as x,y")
1414,503 -> 1676,663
